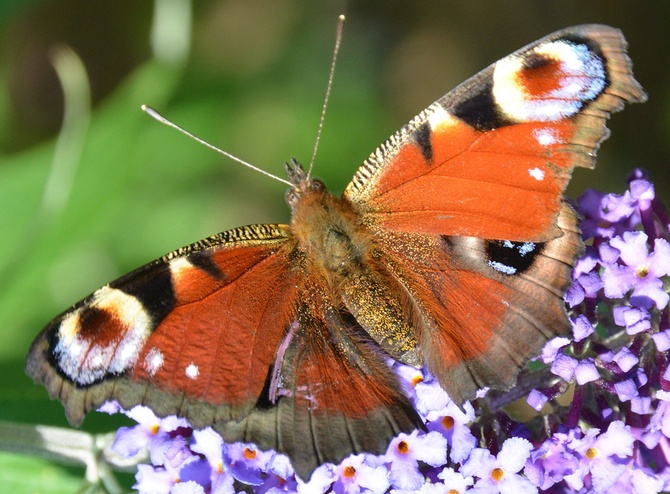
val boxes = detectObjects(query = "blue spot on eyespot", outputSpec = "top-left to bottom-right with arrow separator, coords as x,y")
518,242 -> 536,256
486,240 -> 542,276
488,260 -> 517,275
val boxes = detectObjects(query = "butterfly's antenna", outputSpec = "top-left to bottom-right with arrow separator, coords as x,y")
306,14 -> 346,179
141,105 -> 293,186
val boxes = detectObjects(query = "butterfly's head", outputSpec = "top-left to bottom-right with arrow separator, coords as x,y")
284,158 -> 327,211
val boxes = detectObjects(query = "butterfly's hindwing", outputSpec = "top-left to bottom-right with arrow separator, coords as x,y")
373,202 -> 581,403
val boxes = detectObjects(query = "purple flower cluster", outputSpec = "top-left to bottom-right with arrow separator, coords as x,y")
106,170 -> 670,493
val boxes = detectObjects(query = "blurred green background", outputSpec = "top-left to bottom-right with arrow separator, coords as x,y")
0,0 -> 668,491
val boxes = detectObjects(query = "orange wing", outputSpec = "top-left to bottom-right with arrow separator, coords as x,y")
344,25 -> 645,241
26,225 -> 297,425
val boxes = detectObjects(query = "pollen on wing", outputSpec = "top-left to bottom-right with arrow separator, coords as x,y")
185,363 -> 200,379
492,39 -> 606,123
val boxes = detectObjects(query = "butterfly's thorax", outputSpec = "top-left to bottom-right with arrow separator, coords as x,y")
288,182 -> 367,276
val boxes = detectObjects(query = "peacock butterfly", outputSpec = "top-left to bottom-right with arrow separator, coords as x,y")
26,24 -> 645,480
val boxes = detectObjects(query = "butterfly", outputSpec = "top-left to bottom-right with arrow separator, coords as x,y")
26,24 -> 645,481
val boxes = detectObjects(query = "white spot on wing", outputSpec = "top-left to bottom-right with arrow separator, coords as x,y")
185,363 -> 199,380
566,82 -> 582,94
532,128 -> 559,147
69,339 -> 83,358
529,167 -> 545,181
119,341 -> 138,363
83,344 -> 114,376
91,354 -> 104,369
145,347 -> 164,376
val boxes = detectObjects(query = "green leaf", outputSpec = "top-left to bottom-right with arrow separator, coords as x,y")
0,451 -> 85,494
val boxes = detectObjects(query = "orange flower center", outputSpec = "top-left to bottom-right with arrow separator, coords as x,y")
586,447 -> 598,459
149,424 -> 160,435
491,467 -> 505,481
243,447 -> 257,460
343,465 -> 357,478
397,440 -> 410,454
442,416 -> 455,430
635,265 -> 649,278
412,375 -> 424,386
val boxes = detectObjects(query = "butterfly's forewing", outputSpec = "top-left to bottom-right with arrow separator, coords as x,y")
342,25 -> 645,403
345,25 -> 646,240
26,225 -> 298,426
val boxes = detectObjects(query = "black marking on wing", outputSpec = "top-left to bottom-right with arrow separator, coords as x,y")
521,51 -> 554,71
485,240 -> 545,276
412,121 -> 433,163
254,364 -> 277,411
188,251 -> 226,280
451,79 -> 511,131
46,321 -> 69,380
110,266 -> 175,326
